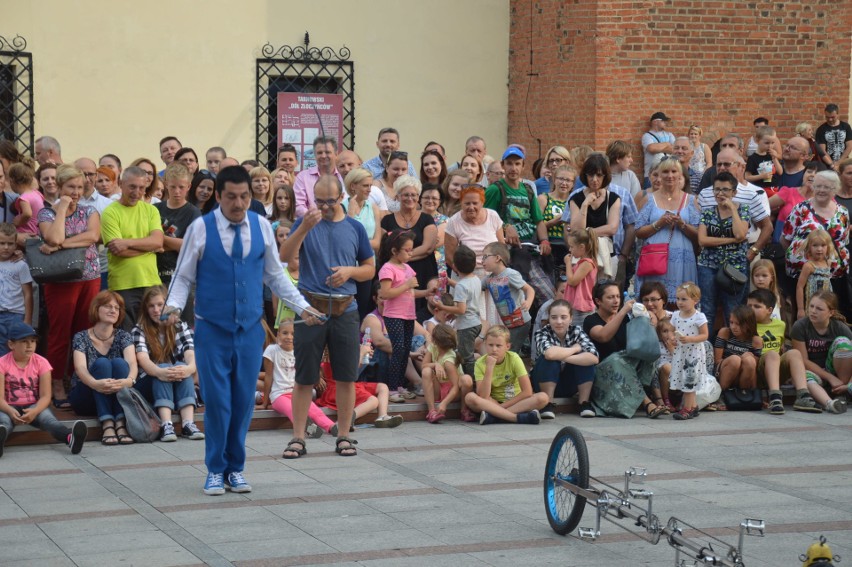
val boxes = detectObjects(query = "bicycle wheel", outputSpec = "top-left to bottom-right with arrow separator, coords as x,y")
543,426 -> 589,535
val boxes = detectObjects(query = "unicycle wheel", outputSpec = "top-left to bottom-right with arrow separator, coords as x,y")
543,426 -> 589,535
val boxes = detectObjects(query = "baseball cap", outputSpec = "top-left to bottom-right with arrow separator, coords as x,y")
8,321 -> 37,341
650,112 -> 670,122
501,147 -> 525,161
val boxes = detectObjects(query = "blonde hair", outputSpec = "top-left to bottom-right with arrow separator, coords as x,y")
55,164 -> 84,189
795,122 -> 813,136
567,227 -> 598,261
687,124 -> 703,137
677,281 -> 701,301
344,167 -> 373,197
485,325 -> 511,342
804,229 -> 837,262
163,162 -> 191,184
483,241 -> 510,265
249,166 -> 274,205
656,317 -> 675,341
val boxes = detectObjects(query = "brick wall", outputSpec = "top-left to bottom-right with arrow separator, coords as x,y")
508,0 -> 852,173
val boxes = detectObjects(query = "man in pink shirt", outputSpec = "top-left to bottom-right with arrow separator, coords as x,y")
293,136 -> 344,218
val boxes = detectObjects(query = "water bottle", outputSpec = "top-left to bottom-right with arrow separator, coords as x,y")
361,327 -> 372,364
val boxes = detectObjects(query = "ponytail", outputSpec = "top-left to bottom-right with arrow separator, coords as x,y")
569,227 -> 598,260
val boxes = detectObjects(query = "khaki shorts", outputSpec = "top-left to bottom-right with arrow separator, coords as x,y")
756,351 -> 792,389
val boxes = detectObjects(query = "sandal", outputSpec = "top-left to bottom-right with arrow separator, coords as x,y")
335,437 -> 358,457
654,398 -> 671,415
115,425 -> 135,445
643,402 -> 666,419
53,398 -> 71,410
282,438 -> 306,459
101,426 -> 118,446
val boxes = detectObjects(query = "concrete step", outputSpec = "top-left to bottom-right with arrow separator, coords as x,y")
6,397 -> 583,447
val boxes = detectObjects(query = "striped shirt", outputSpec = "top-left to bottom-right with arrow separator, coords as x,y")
534,324 -> 599,359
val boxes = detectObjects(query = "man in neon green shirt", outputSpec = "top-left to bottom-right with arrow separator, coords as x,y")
101,167 -> 163,328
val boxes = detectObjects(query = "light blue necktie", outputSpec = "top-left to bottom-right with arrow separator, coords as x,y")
230,223 -> 243,259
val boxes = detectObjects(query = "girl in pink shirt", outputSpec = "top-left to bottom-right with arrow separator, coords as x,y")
563,228 -> 599,328
378,230 -> 436,395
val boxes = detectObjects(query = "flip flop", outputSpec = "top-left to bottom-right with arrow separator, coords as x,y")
53,399 -> 71,410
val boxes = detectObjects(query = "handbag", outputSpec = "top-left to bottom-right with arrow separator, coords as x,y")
625,316 -> 660,362
25,239 -> 87,283
721,387 -> 763,411
116,388 -> 162,442
714,263 -> 748,295
636,193 -> 687,277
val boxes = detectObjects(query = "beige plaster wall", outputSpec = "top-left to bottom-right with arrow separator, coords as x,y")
2,0 -> 509,167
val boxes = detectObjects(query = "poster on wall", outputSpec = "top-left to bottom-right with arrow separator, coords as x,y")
277,92 -> 344,171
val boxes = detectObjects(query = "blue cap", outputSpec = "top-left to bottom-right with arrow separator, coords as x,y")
8,321 -> 37,341
501,147 -> 525,161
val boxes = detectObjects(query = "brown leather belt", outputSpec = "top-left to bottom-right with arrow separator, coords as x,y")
303,291 -> 353,318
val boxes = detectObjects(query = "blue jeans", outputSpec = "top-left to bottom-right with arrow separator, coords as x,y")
69,357 -> 130,422
0,405 -> 70,443
152,362 -> 196,410
697,264 -> 744,339
531,356 -> 595,398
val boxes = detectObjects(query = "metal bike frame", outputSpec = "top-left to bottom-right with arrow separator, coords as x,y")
554,466 -> 765,567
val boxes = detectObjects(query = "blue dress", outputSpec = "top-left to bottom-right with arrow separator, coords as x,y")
635,194 -> 700,300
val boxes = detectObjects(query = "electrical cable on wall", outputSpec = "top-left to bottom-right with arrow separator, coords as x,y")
522,0 -> 542,160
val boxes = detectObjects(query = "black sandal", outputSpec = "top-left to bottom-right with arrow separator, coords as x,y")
643,402 -> 666,419
282,438 -> 306,459
115,425 -> 135,445
101,426 -> 118,446
335,437 -> 358,457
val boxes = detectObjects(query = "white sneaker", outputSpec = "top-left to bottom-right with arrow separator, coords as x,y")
826,398 -> 848,414
160,422 -> 177,442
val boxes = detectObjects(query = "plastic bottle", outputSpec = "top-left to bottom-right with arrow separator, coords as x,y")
361,327 -> 372,364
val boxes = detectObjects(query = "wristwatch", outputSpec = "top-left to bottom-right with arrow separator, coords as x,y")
749,246 -> 760,255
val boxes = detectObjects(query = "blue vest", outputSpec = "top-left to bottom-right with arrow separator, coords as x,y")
195,212 -> 265,332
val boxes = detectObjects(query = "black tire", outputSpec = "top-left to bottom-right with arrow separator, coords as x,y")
543,425 -> 589,535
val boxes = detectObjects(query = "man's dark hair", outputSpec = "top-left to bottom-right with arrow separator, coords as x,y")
215,165 -> 251,195
713,171 -> 738,187
753,117 -> 769,125
313,135 -> 337,152
825,103 -> 839,113
277,143 -> 297,158
378,127 -> 399,139
453,245 -> 477,275
748,288 -> 777,310
316,174 -> 343,197
424,141 -> 445,154
241,159 -> 260,168
158,136 -> 182,148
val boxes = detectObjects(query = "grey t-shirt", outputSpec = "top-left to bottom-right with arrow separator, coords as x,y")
483,267 -> 531,329
790,317 -> 852,370
453,274 -> 483,330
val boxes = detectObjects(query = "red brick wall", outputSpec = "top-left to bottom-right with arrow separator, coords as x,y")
508,0 -> 852,173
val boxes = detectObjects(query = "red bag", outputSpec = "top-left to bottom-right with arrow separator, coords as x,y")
636,243 -> 669,276
636,193 -> 687,277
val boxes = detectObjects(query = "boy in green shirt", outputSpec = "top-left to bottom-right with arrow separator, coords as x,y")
464,325 -> 548,424
746,289 -> 820,414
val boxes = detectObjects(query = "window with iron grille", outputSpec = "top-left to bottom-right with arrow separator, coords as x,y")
256,35 -> 354,170
0,35 -> 34,154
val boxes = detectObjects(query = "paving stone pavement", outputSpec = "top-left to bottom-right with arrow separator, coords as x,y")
0,408 -> 850,566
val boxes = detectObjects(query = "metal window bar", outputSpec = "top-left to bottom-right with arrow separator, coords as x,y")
255,34 -> 354,170
0,34 -> 34,155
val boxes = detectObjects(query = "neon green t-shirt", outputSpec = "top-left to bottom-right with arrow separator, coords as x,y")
474,350 -> 527,403
757,318 -> 786,355
101,201 -> 163,291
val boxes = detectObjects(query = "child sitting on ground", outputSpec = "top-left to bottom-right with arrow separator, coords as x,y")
746,289 -> 820,414
0,321 -> 87,457
315,344 -> 404,429
462,325 -> 549,425
421,323 -> 472,423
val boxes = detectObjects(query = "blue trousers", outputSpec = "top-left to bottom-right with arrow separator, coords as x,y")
194,319 -> 264,475
90,358 -> 130,422
531,356 -> 595,398
697,265 -> 746,339
152,362 -> 196,411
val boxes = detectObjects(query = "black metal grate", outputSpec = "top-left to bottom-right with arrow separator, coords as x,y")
256,33 -> 354,170
0,34 -> 34,154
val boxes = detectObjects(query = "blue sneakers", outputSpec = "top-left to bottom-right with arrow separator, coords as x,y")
203,472 -> 225,496
225,471 -> 252,493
